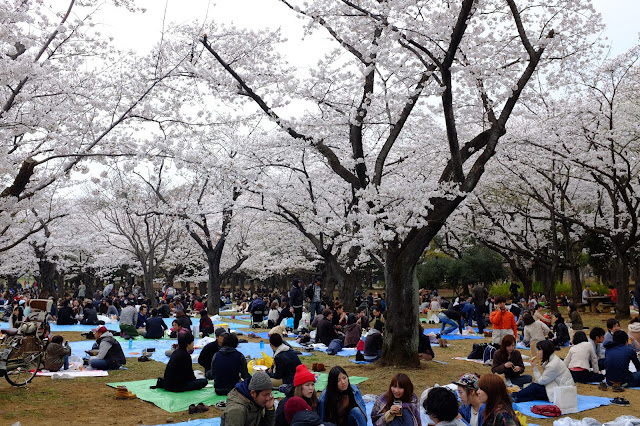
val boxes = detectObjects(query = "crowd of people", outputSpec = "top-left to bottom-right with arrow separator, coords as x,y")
2,278 -> 640,426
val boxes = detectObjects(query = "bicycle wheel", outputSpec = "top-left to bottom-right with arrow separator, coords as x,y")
5,351 -> 42,386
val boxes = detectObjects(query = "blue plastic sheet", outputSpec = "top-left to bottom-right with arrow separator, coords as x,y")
423,328 -> 484,340
514,395 -> 611,419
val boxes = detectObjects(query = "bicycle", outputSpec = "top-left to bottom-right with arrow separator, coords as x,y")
0,299 -> 51,386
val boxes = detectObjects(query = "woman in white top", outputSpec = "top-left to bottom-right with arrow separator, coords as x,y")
522,312 -> 550,358
267,301 -> 281,328
564,331 -> 604,383
511,340 -> 574,402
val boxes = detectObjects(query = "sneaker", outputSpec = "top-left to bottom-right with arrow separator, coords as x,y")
215,401 -> 226,409
611,397 -> 630,406
598,381 -> 608,391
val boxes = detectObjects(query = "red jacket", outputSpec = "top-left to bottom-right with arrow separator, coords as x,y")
610,288 -> 618,303
490,309 -> 517,337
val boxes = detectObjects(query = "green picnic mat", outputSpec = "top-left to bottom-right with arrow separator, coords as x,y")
107,379 -> 285,413
313,373 -> 368,392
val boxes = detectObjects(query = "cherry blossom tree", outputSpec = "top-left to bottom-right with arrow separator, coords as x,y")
192,0 -> 601,365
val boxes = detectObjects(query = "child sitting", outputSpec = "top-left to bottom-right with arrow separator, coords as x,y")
45,335 -> 71,372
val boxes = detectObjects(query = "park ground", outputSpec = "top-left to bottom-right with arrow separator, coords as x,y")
0,308 -> 637,425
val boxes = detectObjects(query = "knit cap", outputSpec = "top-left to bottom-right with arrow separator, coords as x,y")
284,396 -> 311,423
293,364 -> 316,387
248,371 -> 272,391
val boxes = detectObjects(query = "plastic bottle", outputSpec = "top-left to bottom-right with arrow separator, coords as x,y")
259,340 -> 264,351
128,338 -> 133,349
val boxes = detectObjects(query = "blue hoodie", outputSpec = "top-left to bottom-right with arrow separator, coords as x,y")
459,403 -> 485,426
604,340 -> 640,384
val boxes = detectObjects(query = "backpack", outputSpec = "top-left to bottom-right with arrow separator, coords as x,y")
482,344 -> 498,364
468,343 -> 488,360
355,351 -> 365,361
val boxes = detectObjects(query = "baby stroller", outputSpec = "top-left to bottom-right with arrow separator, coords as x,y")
249,298 -> 267,328
0,299 -> 51,386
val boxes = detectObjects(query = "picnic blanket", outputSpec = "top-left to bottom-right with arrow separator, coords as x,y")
107,379 -> 286,413
423,328 -> 485,340
69,339 -> 310,365
514,395 -> 611,419
150,419 -> 221,426
36,370 -> 108,377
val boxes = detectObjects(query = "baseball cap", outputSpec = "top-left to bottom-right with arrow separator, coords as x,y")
452,373 -> 479,391
94,326 -> 108,334
214,327 -> 228,337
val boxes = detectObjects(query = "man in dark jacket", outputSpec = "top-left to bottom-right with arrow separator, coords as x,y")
315,309 -> 337,346
89,326 -> 126,370
604,330 -> 640,388
200,327 -> 227,373
268,333 -> 301,387
471,282 -> 488,333
143,309 -> 168,339
56,299 -> 76,325
438,309 -> 464,335
363,322 -> 383,362
210,333 -> 249,395
81,299 -> 99,325
289,279 -> 304,330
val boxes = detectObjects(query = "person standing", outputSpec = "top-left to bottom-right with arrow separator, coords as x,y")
289,279 -> 304,330
307,276 -> 323,322
489,296 -> 517,344
471,282 -> 488,334
77,281 -> 86,299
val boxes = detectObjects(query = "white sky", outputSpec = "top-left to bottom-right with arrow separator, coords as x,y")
102,0 -> 640,57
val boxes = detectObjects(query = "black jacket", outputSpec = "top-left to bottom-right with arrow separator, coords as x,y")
269,346 -> 301,384
57,306 -> 76,325
82,305 -> 99,325
364,330 -> 383,357
198,340 -> 220,372
163,348 -> 196,392
315,317 -> 337,346
158,304 -> 171,318
418,332 -> 434,358
97,335 -> 126,368
145,316 -> 167,339
211,346 -> 249,391
290,285 -> 304,308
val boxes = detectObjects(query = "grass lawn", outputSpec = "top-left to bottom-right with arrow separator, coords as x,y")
0,309 -> 637,425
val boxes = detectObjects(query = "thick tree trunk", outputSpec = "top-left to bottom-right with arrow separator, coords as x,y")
207,252 -> 222,315
569,266 -> 582,306
380,250 -> 420,367
542,266 -> 558,313
37,259 -> 57,299
612,250 -> 631,319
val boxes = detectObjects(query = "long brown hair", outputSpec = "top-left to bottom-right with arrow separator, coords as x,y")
495,334 -> 516,361
478,374 -> 518,424
383,373 -> 414,411
294,384 -> 319,410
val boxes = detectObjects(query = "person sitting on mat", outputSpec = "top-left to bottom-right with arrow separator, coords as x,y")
564,331 -> 604,384
491,334 -> 532,388
143,308 -> 168,339
89,326 -> 126,370
604,330 -> 640,390
511,340 -> 574,403
221,370 -> 276,426
267,332 -> 301,387
163,332 -> 208,392
210,332 -> 249,395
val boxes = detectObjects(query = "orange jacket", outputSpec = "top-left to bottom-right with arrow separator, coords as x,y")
490,309 -> 517,337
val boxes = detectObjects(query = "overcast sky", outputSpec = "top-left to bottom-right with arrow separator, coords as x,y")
103,0 -> 640,57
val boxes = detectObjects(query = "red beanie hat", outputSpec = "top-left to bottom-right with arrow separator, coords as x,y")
293,364 -> 316,387
284,396 -> 311,423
